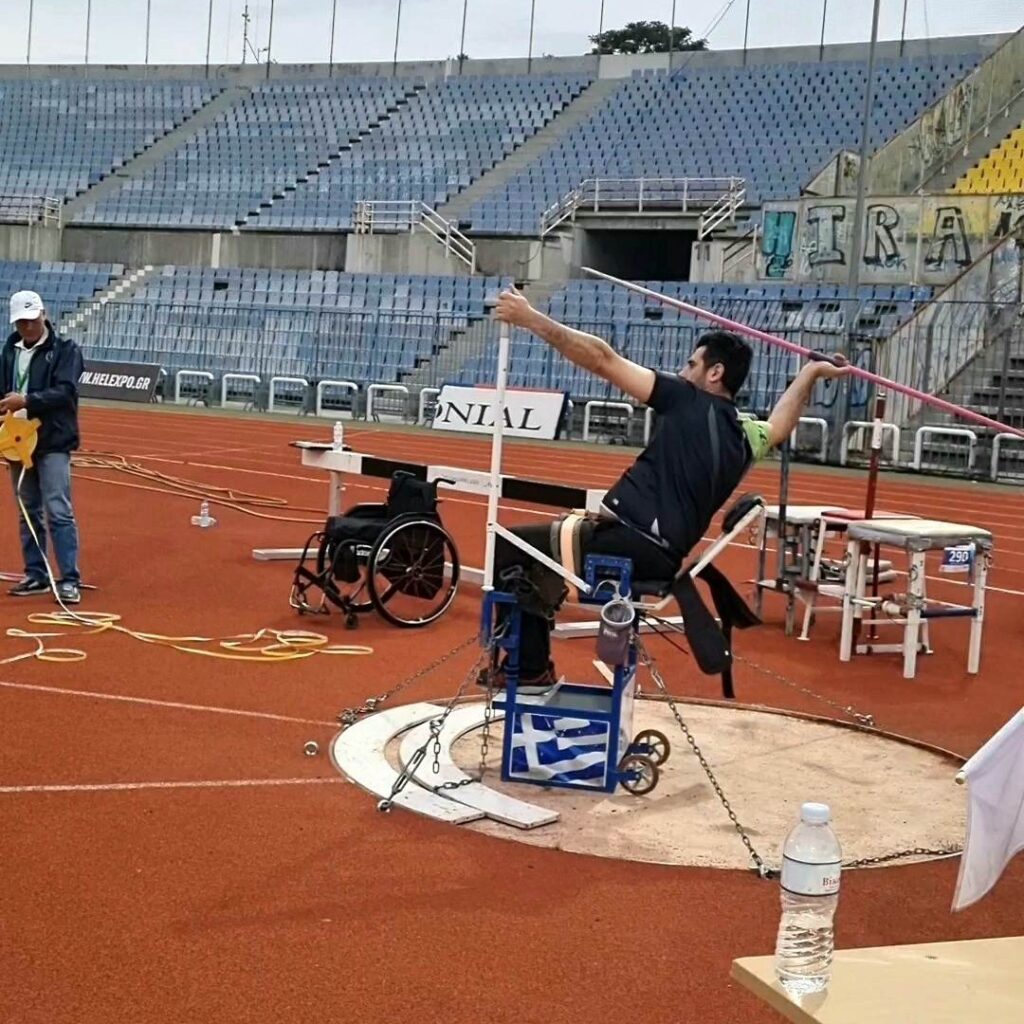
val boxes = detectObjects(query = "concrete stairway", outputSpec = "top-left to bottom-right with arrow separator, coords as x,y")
61,264 -> 155,335
437,78 -> 624,227
921,91 -> 1024,191
62,86 -> 253,222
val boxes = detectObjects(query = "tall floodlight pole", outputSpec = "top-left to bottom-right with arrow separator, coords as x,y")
458,0 -> 468,75
205,0 -> 215,77
846,0 -> 881,297
669,0 -> 676,71
527,0 -> 536,73
26,0 -> 34,64
742,0 -> 751,67
145,0 -> 152,66
85,0 -> 92,64
819,0 -> 827,61
265,0 -> 275,79
899,0 -> 909,57
329,0 -> 338,76
392,0 -> 402,76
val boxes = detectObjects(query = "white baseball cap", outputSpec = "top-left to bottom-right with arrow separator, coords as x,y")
10,290 -> 44,324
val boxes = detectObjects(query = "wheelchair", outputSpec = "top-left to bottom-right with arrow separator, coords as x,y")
290,470 -> 460,629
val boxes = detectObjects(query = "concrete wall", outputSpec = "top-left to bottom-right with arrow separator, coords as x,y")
758,194 -> 1024,286
218,231 -> 346,270
0,224 -> 62,263
62,227 -> 347,271
345,232 -> 470,277
0,32 -> 1003,83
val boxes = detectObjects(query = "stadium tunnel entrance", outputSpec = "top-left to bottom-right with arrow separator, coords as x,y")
576,226 -> 696,282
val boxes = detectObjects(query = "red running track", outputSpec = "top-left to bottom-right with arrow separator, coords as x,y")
1,404 -> 1022,1024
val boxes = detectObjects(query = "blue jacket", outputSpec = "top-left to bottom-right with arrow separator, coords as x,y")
1,322 -> 83,455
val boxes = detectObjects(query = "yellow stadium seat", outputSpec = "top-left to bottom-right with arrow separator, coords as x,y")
953,123 -> 1024,194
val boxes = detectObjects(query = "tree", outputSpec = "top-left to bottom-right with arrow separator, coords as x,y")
590,20 -> 707,55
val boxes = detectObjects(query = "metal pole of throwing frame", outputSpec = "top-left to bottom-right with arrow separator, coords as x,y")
483,320 -> 511,592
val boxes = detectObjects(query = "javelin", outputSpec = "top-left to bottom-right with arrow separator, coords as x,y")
581,267 -> 1024,441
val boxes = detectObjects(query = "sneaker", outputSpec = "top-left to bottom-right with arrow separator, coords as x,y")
8,577 -> 49,597
478,663 -> 558,695
56,581 -> 81,605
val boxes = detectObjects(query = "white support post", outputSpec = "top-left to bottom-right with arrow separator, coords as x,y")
790,416 -> 829,463
839,537 -> 858,663
644,407 -> 655,445
483,321 -> 510,592
969,550 -> 988,675
840,420 -> 900,466
582,400 -> 634,442
417,387 -> 440,425
221,373 -> 261,409
268,376 -> 309,414
365,383 -> 409,423
903,550 -> 926,679
990,432 -> 1024,481
315,379 -> 358,419
174,369 -> 213,405
912,426 -> 977,472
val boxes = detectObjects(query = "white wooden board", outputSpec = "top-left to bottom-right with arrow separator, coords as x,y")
399,705 -> 559,830
330,702 -> 484,824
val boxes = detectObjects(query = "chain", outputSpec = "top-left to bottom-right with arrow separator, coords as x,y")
337,632 -> 479,727
638,640 -> 773,879
842,844 -> 963,869
732,652 -> 876,729
378,641 -> 493,810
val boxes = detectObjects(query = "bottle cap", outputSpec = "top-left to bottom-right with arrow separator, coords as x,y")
800,802 -> 830,825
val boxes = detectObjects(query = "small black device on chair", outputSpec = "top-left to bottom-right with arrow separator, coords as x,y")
290,470 -> 460,628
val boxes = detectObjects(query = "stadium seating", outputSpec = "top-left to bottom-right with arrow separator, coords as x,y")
953,122 -> 1024,194
74,79 -> 420,229
0,260 -> 122,328
0,79 -> 216,202
77,268 -> 511,384
250,74 -> 591,230
465,53 -> 984,235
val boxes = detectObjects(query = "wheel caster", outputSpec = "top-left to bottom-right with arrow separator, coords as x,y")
345,612 -> 358,629
631,728 -> 670,766
618,753 -> 659,795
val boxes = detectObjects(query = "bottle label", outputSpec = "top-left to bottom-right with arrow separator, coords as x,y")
781,856 -> 841,896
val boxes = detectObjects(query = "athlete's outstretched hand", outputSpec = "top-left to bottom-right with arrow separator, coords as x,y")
809,351 -> 850,380
494,286 -> 534,328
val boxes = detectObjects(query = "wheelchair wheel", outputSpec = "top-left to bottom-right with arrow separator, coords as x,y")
317,537 -> 374,615
367,518 -> 459,628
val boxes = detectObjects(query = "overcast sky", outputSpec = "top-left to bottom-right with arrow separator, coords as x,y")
8,0 -> 1021,66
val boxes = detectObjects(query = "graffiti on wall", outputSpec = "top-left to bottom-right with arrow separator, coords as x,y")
759,193 -> 1018,286
760,209 -> 796,278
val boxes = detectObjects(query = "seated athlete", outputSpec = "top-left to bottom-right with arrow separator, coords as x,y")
487,285 -> 849,690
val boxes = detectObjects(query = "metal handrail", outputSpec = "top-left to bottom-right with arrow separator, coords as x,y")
540,176 -> 746,237
353,200 -> 476,272
0,194 -> 62,227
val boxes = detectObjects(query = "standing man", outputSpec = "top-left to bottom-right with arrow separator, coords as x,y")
0,290 -> 84,604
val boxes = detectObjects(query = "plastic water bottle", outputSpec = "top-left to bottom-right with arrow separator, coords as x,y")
190,500 -> 217,528
774,802 -> 842,997
332,420 -> 345,450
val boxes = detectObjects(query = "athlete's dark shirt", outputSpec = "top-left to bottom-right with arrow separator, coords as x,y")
601,372 -> 770,559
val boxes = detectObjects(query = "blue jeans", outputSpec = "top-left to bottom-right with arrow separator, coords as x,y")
9,452 -> 81,585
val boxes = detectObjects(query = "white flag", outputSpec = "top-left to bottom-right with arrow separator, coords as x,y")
952,708 -> 1024,912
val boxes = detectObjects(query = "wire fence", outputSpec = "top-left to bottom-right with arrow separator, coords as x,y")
73,286 -> 1024,480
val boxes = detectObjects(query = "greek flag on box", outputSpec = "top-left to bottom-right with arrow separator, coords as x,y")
941,543 -> 976,575
509,713 -> 616,787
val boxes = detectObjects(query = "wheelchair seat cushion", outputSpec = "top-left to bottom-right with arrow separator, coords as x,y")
325,514 -> 389,545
